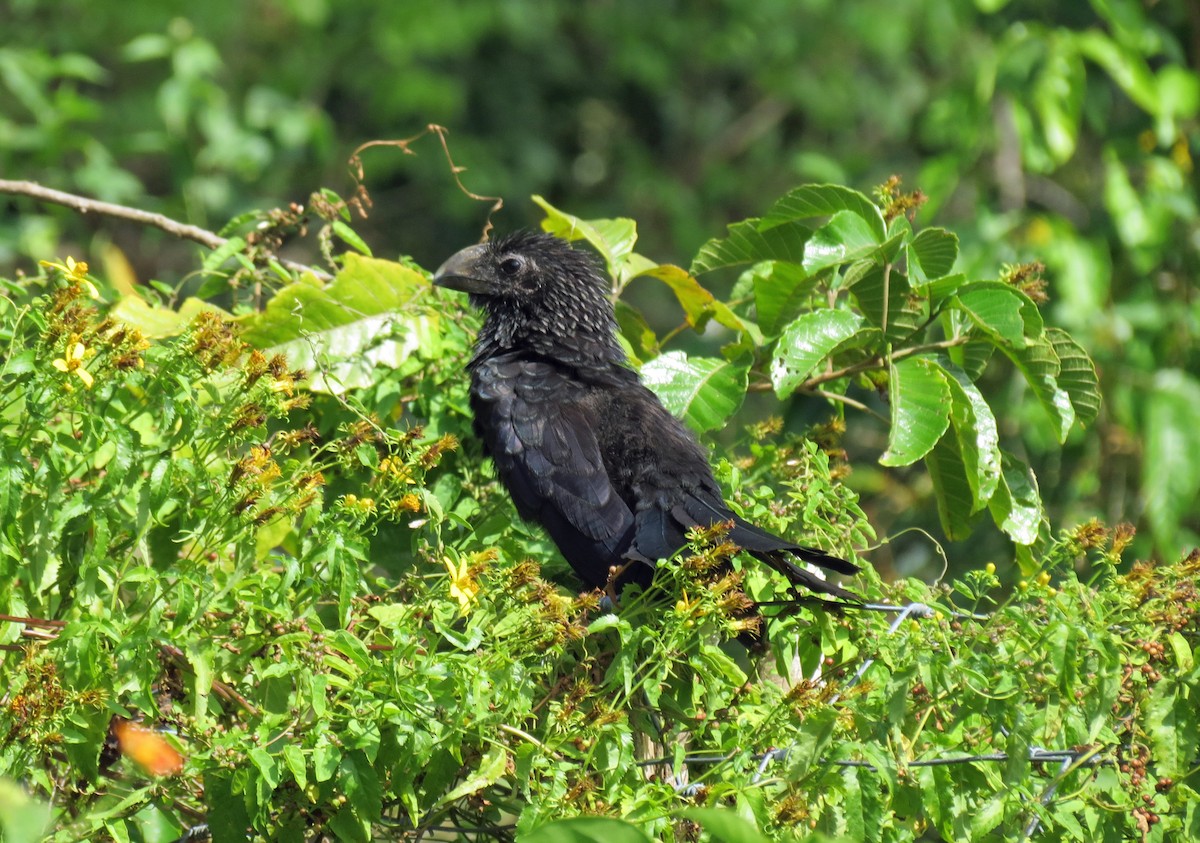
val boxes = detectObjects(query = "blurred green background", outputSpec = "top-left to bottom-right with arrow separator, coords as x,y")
2,0 -> 1198,575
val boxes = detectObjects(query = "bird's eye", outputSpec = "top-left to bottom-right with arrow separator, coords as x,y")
498,257 -> 523,276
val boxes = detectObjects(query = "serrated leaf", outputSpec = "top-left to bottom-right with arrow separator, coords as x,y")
1001,333 -> 1075,442
953,282 -> 1043,347
988,454 -> 1044,545
848,264 -> 925,342
237,254 -> 437,393
769,310 -> 865,398
640,353 -> 747,433
1046,327 -> 1100,428
690,219 -> 812,274
762,183 -> 887,241
748,261 -> 822,336
880,356 -> 952,466
908,228 -> 959,282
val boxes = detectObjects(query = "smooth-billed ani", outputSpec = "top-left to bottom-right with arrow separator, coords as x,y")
434,231 -> 858,600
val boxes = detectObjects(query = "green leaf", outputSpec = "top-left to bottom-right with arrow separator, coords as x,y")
1142,370 -> 1200,553
908,228 -> 959,283
108,295 -> 230,339
434,745 -> 507,808
987,454 -> 1044,545
690,219 -> 812,274
769,310 -> 865,398
0,778 -> 52,843
1046,327 -> 1100,428
802,210 -> 884,273
847,264 -> 924,342
518,818 -> 655,843
880,356 -> 951,466
331,220 -> 373,256
762,184 -> 887,242
679,808 -> 771,843
748,261 -> 823,336
953,282 -> 1043,347
925,433 -> 977,541
636,264 -> 746,335
237,254 -> 438,393
1001,333 -> 1075,443
533,195 -> 638,281
640,352 -> 747,433
940,361 -> 1002,510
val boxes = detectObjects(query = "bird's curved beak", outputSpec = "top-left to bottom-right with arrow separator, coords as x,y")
433,244 -> 492,295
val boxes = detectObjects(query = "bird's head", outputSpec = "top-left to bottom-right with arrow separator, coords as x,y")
434,231 -> 618,348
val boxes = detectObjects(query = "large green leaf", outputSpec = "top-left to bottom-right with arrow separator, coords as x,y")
908,227 -> 959,283
237,254 -> 438,393
762,183 -> 887,241
880,355 -> 952,466
847,264 -> 925,342
518,818 -> 655,843
802,210 -> 884,274
640,352 -> 748,433
678,808 -> 772,843
1046,327 -> 1100,428
770,310 -> 865,398
940,360 -> 1002,510
1142,370 -> 1200,554
109,295 -> 230,338
748,261 -> 822,336
1001,333 -> 1075,443
952,282 -> 1043,347
925,433 -> 977,541
636,264 -> 747,336
987,454 -> 1044,546
691,219 -> 812,274
533,194 -> 638,283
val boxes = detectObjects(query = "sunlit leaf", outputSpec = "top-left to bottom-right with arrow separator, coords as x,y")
533,195 -> 638,282
770,310 -> 865,398
1001,333 -> 1075,442
925,433 -> 977,541
940,360 -> 1002,509
880,355 -> 952,466
518,817 -> 655,843
640,352 -> 748,433
762,183 -> 887,241
908,228 -> 959,283
691,219 -> 812,274
988,454 -> 1044,545
953,282 -> 1043,347
748,261 -> 822,336
1046,327 -> 1100,428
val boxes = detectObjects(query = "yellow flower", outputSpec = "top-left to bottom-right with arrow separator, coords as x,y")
52,342 -> 94,389
40,256 -> 100,299
443,556 -> 479,613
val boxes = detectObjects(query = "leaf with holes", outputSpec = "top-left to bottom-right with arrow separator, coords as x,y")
770,310 -> 865,399
640,352 -> 748,433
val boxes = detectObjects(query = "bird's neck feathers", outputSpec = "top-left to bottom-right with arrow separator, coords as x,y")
471,285 -> 630,373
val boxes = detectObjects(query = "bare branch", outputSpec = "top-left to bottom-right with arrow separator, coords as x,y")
0,179 -> 330,280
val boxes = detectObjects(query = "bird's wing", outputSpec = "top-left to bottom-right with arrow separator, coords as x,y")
472,358 -> 636,581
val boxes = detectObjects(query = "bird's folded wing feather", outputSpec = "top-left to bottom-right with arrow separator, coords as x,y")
475,360 -> 634,547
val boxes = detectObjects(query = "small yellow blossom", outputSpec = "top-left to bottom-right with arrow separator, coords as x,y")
52,342 -> 94,389
443,556 -> 479,613
40,256 -> 100,299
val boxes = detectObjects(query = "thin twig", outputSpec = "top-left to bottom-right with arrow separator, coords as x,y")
0,179 -> 329,280
748,336 -> 968,394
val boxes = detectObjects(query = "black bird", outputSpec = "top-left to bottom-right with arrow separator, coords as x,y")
434,231 -> 858,601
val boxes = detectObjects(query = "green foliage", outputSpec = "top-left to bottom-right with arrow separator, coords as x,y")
0,191 -> 1196,841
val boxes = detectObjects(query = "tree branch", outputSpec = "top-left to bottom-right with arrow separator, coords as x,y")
0,179 -> 330,280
